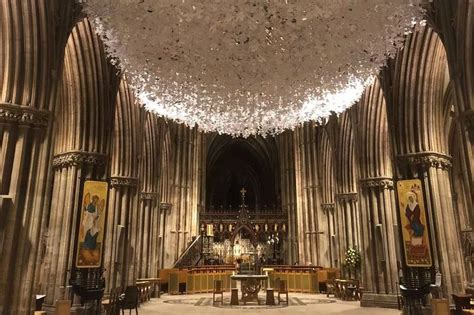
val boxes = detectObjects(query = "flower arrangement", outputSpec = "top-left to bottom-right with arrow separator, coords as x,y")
343,246 -> 361,270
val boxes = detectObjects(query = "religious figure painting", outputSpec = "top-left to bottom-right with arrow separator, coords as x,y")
397,179 -> 432,267
76,180 -> 108,268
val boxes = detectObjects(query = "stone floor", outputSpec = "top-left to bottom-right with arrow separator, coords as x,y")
137,293 -> 402,315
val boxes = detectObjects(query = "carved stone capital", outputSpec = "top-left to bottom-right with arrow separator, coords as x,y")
398,152 -> 452,170
52,151 -> 107,169
0,103 -> 50,128
335,192 -> 358,202
110,176 -> 139,188
360,177 -> 394,189
140,191 -> 160,200
321,203 -> 335,214
160,202 -> 172,211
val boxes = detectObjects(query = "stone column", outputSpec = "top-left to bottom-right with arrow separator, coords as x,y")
459,113 -> 474,285
0,107 -> 52,313
399,152 -> 466,296
382,24 -> 466,297
40,17 -> 118,311
359,178 -> 399,307
322,203 -> 336,267
317,126 -> 337,267
331,110 -> 360,270
103,77 -> 143,291
428,2 -> 474,286
0,1 -> 74,312
456,111 -> 474,229
138,192 -> 160,278
103,177 -> 139,291
159,203 -> 172,268
277,131 -> 298,264
293,123 -> 328,266
353,78 -> 400,307
293,128 -> 310,264
335,192 -> 359,271
428,1 -> 474,212
43,152 -> 108,310
163,124 -> 203,266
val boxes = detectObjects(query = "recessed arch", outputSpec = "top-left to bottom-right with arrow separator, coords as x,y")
206,135 -> 280,210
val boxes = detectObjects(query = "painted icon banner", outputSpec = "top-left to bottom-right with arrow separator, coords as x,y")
397,179 -> 432,267
76,180 -> 108,268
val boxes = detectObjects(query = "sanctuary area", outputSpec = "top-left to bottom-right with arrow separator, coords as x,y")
0,0 -> 473,314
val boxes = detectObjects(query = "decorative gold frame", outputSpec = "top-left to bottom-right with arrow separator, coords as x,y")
397,179 -> 432,267
76,180 -> 108,268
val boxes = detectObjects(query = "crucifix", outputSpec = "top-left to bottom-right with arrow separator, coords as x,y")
240,187 -> 247,205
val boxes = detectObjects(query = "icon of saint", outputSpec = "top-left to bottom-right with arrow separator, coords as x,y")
404,191 -> 425,245
81,194 -> 105,250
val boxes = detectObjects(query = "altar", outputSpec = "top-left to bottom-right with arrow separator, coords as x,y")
230,274 -> 268,305
200,187 -> 288,266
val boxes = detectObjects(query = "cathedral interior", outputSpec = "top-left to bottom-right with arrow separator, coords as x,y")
0,0 -> 473,314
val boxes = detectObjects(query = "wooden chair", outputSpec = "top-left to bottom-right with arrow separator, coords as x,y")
105,287 -> 122,315
326,271 -> 337,298
326,279 -> 337,298
452,294 -> 473,315
277,280 -> 289,305
356,283 -> 364,301
119,286 -> 139,315
136,282 -> 146,304
337,280 -> 347,300
431,298 -> 450,315
213,280 -> 224,304
344,280 -> 359,301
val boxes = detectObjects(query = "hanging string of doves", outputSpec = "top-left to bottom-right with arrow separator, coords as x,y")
85,0 -> 424,137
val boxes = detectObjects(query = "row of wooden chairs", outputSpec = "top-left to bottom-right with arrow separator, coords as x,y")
326,279 -> 362,301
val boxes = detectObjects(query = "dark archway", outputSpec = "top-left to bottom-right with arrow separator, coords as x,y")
206,135 -> 280,211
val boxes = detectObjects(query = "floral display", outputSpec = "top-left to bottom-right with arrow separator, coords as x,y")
85,0 -> 425,136
343,246 -> 361,270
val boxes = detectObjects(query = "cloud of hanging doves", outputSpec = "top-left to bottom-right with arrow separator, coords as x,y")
85,0 -> 424,137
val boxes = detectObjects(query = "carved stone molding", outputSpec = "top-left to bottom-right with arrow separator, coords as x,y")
398,152 -> 452,170
321,203 -> 335,214
160,202 -> 172,211
360,177 -> 394,189
110,176 -> 139,188
335,192 -> 358,202
140,191 -> 160,200
52,151 -> 107,169
0,102 -> 50,128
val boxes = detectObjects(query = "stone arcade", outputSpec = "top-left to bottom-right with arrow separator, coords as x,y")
0,0 -> 473,314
